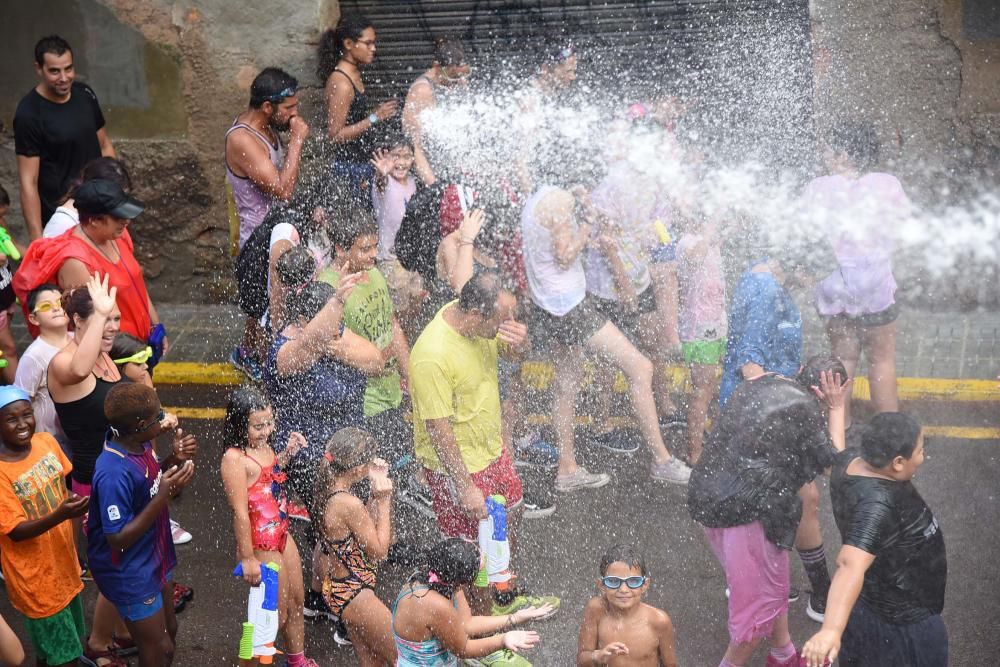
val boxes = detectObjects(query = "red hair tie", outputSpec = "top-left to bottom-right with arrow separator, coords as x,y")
323,452 -> 334,463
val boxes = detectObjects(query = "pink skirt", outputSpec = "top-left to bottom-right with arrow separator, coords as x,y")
704,521 -> 790,644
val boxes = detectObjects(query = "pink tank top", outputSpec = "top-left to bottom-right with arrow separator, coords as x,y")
225,121 -> 285,250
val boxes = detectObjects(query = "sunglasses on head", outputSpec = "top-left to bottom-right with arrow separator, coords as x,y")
601,575 -> 647,590
113,346 -> 153,365
266,86 -> 297,103
32,299 -> 64,314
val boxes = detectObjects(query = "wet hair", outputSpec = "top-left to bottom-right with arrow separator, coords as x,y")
381,133 -> 414,153
104,383 -> 159,434
457,270 -> 501,317
599,544 -> 647,577
34,35 -> 72,66
275,245 -> 317,289
62,287 -> 95,323
0,183 -> 9,208
410,538 -> 481,599
434,37 -> 467,67
795,354 -> 848,392
830,120 -> 881,173
331,202 -> 378,252
109,333 -> 148,366
63,157 -> 133,204
311,427 -> 379,519
249,67 -> 298,109
317,14 -> 374,83
861,412 -> 922,468
285,281 -> 335,323
27,283 -> 62,313
222,385 -> 273,450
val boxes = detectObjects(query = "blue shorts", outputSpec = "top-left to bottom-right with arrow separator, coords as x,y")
113,572 -> 173,622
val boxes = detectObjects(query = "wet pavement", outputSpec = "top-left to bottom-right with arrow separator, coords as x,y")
1,383 -> 995,666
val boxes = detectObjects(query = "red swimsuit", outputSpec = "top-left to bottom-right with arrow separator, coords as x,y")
233,448 -> 289,552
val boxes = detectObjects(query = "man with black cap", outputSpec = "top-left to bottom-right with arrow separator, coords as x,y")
15,35 -> 116,240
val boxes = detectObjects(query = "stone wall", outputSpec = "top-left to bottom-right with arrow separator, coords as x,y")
1,0 -> 996,302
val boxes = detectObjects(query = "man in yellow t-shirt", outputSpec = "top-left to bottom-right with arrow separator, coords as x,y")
410,272 -> 528,539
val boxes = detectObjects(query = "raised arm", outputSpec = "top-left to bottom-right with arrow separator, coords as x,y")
49,273 -> 116,384
226,121 -> 307,202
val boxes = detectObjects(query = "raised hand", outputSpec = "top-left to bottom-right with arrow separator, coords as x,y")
157,460 -> 195,500
458,209 -> 486,241
87,273 -> 117,319
57,493 -> 90,520
502,630 -> 540,652
285,432 -> 307,459
512,603 -> 555,624
375,99 -> 399,121
371,148 -> 395,179
172,428 -> 198,461
812,370 -> 851,411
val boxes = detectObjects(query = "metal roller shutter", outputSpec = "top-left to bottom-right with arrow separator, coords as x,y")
339,0 -> 815,168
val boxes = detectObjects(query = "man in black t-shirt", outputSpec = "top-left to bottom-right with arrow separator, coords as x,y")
14,35 -> 115,240
802,412 -> 948,667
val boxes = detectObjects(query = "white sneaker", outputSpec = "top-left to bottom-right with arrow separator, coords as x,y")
170,519 -> 193,545
555,467 -> 610,493
649,457 -> 691,485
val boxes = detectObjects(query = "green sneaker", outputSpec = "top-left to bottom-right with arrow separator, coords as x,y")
463,649 -> 533,666
491,592 -> 560,620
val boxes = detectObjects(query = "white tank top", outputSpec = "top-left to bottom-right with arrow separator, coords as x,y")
521,186 -> 587,316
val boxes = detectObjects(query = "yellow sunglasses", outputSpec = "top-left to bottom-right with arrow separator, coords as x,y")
113,346 -> 153,365
32,300 -> 64,314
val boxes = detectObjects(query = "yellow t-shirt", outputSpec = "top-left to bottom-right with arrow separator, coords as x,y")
0,432 -> 82,619
410,302 -> 502,473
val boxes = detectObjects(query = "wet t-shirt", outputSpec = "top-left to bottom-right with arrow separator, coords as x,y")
831,448 -> 947,625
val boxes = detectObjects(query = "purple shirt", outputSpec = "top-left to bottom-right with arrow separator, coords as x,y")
226,122 -> 285,250
802,173 -> 912,317
373,175 -> 417,261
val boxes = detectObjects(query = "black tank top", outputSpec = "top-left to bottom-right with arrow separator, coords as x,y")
52,374 -> 124,485
333,68 -> 372,164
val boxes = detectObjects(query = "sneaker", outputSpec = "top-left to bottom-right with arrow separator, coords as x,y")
80,561 -> 94,581
304,589 -> 335,622
333,620 -> 353,646
398,474 -> 436,518
555,468 -> 610,493
522,495 -> 556,519
649,457 -> 691,485
463,649 -> 533,666
294,658 -> 322,667
593,430 -> 639,454
170,519 -> 192,545
229,347 -> 264,382
806,593 -> 826,622
286,500 -> 311,523
173,582 -> 194,613
492,592 -> 560,620
513,432 -> 558,468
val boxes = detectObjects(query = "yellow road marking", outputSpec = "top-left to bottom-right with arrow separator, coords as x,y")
156,361 -> 1000,402
923,426 -> 1000,440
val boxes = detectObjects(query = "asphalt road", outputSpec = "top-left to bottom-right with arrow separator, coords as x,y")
1,384 -> 997,666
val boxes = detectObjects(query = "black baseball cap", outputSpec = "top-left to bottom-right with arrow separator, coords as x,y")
75,179 -> 145,219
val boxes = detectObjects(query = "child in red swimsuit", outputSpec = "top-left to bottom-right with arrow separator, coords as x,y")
220,386 -> 318,667
312,426 -> 396,665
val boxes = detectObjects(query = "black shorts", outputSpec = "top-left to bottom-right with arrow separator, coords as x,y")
593,286 -> 657,344
830,302 -> 900,329
839,602 -> 948,667
527,295 -> 607,350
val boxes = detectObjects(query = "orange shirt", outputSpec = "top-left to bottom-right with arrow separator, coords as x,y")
0,433 -> 82,618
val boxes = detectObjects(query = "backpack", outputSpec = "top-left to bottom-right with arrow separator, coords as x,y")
234,207 -> 300,319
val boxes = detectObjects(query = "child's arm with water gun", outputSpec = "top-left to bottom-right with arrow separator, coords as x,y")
220,449 -> 262,586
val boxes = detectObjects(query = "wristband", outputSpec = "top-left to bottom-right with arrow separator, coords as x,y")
368,113 -> 379,125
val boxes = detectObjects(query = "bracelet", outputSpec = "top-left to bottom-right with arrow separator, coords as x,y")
457,240 -> 475,247
506,614 -> 516,630
459,234 -> 476,243
368,113 -> 379,125
592,649 -> 601,666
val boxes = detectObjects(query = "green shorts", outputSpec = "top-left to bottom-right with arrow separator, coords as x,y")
24,593 -> 85,665
682,339 -> 726,366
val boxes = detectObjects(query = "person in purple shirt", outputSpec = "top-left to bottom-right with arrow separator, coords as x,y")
88,383 -> 197,667
802,121 -> 912,430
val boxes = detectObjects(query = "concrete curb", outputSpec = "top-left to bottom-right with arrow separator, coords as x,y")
154,361 -> 1000,402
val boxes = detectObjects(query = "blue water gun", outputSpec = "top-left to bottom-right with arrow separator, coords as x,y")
233,561 -> 281,664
